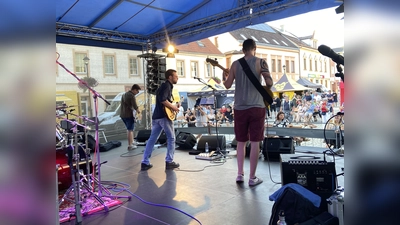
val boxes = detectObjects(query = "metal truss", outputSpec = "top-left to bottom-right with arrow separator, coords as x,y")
56,0 -> 313,46
56,22 -> 149,46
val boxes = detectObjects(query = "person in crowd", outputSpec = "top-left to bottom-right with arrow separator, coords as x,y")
270,96 -> 278,118
186,113 -> 196,127
320,99 -> 329,124
141,69 -> 180,171
280,96 -> 293,122
303,101 -> 317,128
224,106 -> 234,126
332,91 -> 338,107
120,84 -> 141,150
303,91 -> 313,102
273,111 -> 293,128
176,102 -> 185,127
195,104 -> 208,127
293,100 -> 307,123
223,38 -> 273,186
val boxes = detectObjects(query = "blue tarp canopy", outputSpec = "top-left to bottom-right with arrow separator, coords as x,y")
56,0 -> 340,49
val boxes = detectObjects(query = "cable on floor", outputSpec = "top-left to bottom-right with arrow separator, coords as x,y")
100,180 -> 202,225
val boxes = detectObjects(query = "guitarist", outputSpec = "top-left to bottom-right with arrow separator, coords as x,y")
141,69 -> 180,171
223,38 -> 273,187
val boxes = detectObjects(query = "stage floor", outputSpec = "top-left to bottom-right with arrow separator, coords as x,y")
59,139 -> 344,225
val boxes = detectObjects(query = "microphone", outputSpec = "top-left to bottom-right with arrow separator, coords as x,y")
318,45 -> 344,66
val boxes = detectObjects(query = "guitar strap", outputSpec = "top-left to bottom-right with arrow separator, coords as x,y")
239,57 -> 273,105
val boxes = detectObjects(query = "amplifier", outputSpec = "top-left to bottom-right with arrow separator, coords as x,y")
280,154 -> 337,210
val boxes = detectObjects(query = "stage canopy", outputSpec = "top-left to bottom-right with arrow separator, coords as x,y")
271,74 -> 311,92
187,79 -> 234,97
56,0 -> 340,49
296,77 -> 322,88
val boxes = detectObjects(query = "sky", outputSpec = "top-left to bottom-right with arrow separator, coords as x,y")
267,7 -> 344,49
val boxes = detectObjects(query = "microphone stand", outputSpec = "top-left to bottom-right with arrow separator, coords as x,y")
194,77 -> 226,157
335,64 -> 344,82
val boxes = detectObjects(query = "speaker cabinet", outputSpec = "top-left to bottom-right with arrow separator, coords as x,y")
197,135 -> 226,152
262,137 -> 294,160
175,132 -> 197,149
136,129 -> 166,143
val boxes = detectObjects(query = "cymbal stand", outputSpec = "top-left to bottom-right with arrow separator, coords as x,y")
67,112 -> 95,189
56,59 -> 131,204
58,120 -> 108,224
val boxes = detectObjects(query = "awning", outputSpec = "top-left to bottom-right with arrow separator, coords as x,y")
56,95 -> 72,102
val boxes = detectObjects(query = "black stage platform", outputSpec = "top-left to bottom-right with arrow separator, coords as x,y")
59,139 -> 344,225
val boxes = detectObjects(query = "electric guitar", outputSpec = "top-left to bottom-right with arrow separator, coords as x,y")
164,106 -> 177,121
164,99 -> 178,121
206,57 -> 274,107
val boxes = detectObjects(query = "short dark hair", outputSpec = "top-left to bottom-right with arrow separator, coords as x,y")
165,69 -> 177,79
242,39 -> 256,52
131,84 -> 141,91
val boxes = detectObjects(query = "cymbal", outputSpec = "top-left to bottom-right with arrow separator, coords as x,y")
56,105 -> 77,110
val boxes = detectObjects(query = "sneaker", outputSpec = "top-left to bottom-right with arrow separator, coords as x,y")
249,176 -> 263,186
128,145 -> 138,150
165,161 -> 180,170
236,174 -> 244,183
141,163 -> 153,171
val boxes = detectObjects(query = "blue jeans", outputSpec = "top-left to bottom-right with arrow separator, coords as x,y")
141,117 -> 176,165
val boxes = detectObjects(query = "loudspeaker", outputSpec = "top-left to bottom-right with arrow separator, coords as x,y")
197,135 -> 226,152
136,130 -> 166,143
262,137 -> 294,160
175,132 -> 197,149
280,154 -> 336,211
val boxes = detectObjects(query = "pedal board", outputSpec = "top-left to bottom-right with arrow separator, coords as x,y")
195,151 -> 222,161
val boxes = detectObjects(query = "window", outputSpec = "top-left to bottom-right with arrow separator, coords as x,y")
240,34 -> 247,40
277,59 -> 282,72
251,36 -> 258,42
74,52 -> 87,74
262,38 -> 269,43
309,59 -> 313,71
129,57 -> 139,76
176,60 -> 185,77
314,60 -> 318,72
190,61 -> 198,78
282,41 -> 288,46
196,41 -> 205,47
303,58 -> 307,70
291,61 -> 295,73
104,54 -> 115,75
273,39 -> 280,45
205,63 -> 213,78
271,59 -> 276,72
320,61 -> 322,72
324,60 -> 327,73
285,60 -> 289,72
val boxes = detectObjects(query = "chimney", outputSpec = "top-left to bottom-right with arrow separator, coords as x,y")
280,25 -> 285,32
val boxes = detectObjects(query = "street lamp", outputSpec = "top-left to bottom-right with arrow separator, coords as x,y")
83,56 -> 91,117
83,56 -> 90,75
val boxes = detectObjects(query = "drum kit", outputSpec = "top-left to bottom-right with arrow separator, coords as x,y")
56,104 -> 111,222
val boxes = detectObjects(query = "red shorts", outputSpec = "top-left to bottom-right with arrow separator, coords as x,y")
234,107 -> 266,142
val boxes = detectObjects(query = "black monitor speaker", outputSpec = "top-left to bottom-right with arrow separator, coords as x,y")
262,137 -> 294,161
175,132 -> 197,149
197,135 -> 226,152
136,129 -> 166,143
